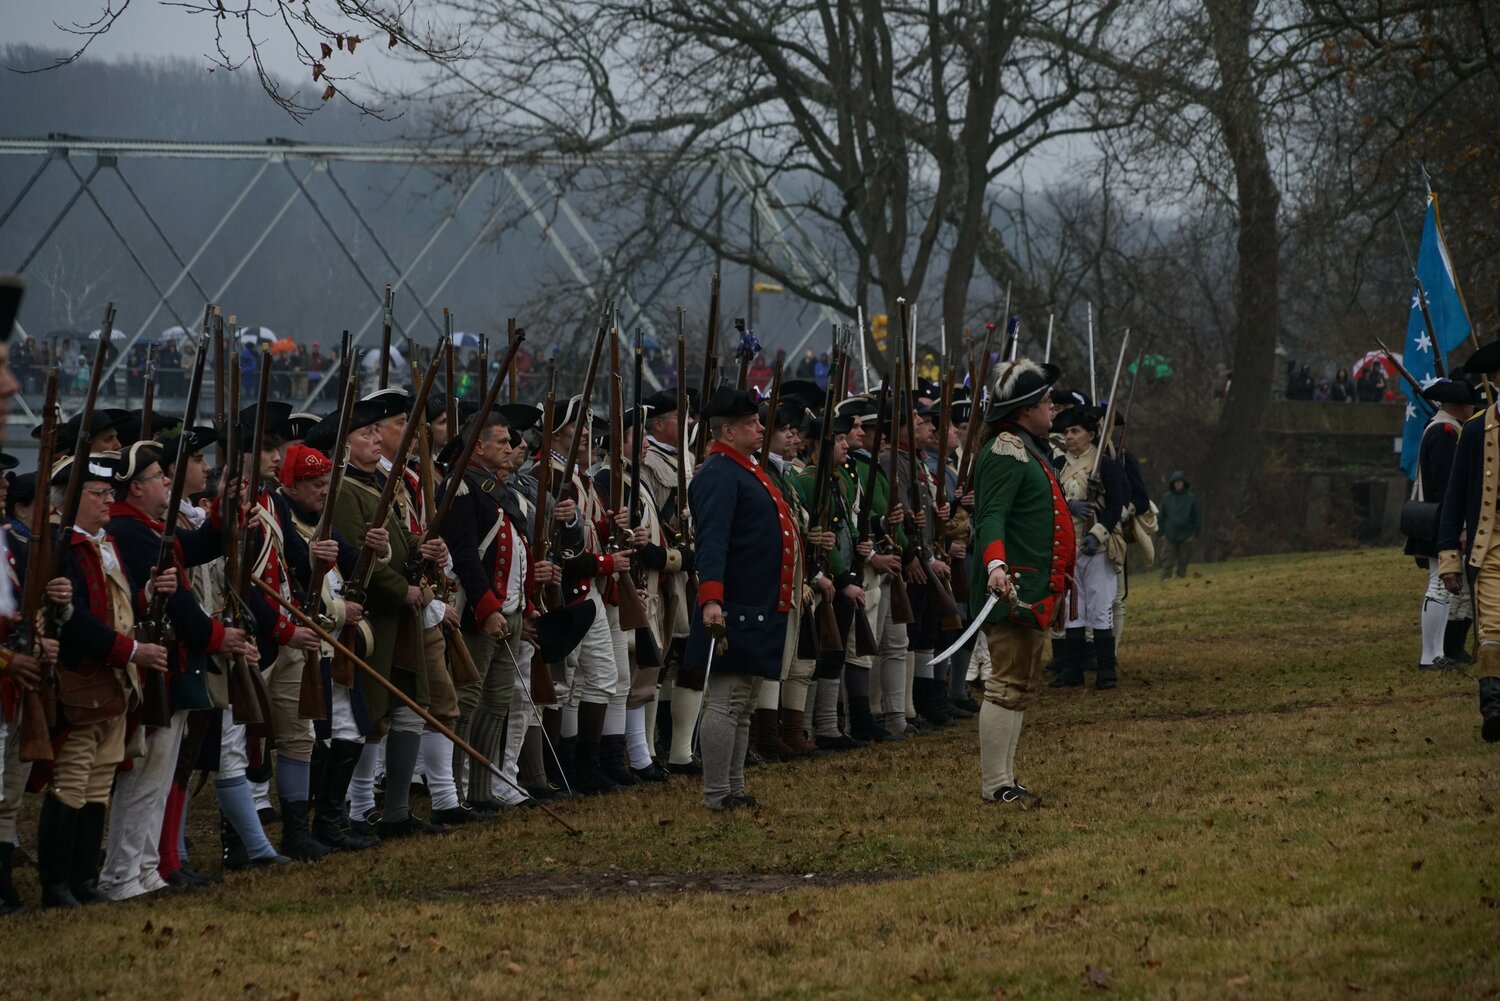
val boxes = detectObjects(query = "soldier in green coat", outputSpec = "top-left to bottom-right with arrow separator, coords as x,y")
968,359 -> 1076,807
333,394 -> 449,838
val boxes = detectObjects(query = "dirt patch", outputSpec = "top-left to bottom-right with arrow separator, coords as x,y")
439,869 -> 915,902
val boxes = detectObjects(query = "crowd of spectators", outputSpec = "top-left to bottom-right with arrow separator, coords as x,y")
1285,361 -> 1392,402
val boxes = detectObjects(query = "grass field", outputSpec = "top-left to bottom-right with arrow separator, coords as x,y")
1,548 -> 1494,1000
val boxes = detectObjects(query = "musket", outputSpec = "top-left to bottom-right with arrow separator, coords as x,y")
695,274 -> 721,463
378,283 -> 394,390
136,328 -> 210,727
141,343 -> 157,438
479,332 -> 489,401
532,362 -> 556,584
804,332 -> 849,653
956,323 -> 1000,499
411,354 -> 480,691
628,325 -> 663,668
53,303 -> 117,572
898,299 -> 960,629
224,341 -> 274,728
1043,313 -> 1055,364
552,304 -> 610,513
935,359 -> 969,603
675,309 -> 695,611
1006,317 -> 1021,362
445,333 -> 458,429
297,367 -> 358,718
329,337 -> 444,686
16,371 -> 60,761
213,308 -> 226,470
607,313 -> 652,635
1091,328 -> 1132,479
881,345 -> 916,627
1375,336 -> 1438,417
506,317 -> 518,404
425,329 -> 526,551
849,375 -> 891,657
253,577 -> 581,837
1114,334 -> 1152,454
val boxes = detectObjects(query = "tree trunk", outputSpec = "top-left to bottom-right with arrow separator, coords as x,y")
1195,0 -> 1283,561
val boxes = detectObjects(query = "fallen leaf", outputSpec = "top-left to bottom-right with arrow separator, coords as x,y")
505,961 -> 524,975
1082,965 -> 1111,991
320,42 -> 333,60
322,84 -> 337,101
788,909 -> 807,925
1346,981 -> 1364,992
388,32 -> 399,48
1227,974 -> 1251,987
346,35 -> 361,54
1411,860 -> 1424,872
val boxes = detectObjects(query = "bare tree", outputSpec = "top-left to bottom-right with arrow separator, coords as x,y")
404,0 -> 1112,367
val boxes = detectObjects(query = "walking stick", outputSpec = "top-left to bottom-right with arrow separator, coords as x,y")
252,577 -> 582,837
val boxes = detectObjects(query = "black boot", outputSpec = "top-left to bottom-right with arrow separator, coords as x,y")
599,734 -> 641,788
70,802 -> 110,905
572,702 -> 620,795
916,677 -> 955,727
552,736 -> 576,789
1044,637 -> 1064,675
1081,639 -> 1098,674
220,812 -> 249,870
313,740 -> 379,851
1094,630 -> 1118,690
37,796 -> 80,909
0,842 -> 25,915
848,696 -> 892,742
1445,620 -> 1474,664
279,800 -> 332,861
1482,678 -> 1500,743
654,700 -> 674,763
1050,628 -> 1087,687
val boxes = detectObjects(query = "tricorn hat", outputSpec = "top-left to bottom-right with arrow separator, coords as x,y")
1463,340 -> 1500,377
537,600 -> 598,663
988,359 -> 1061,423
701,386 -> 759,421
1422,377 -> 1481,407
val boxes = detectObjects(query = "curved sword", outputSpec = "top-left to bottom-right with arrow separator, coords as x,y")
932,585 -> 1034,663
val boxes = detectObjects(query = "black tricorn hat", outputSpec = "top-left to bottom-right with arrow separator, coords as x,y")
279,411 -> 324,443
1422,377 -> 1481,407
1051,406 -> 1098,435
38,407 -> 131,451
1463,340 -> 1500,377
159,424 -> 220,460
0,274 -> 22,343
537,600 -> 597,663
50,453 -> 117,486
115,410 -> 182,448
7,471 -> 37,509
643,389 -> 678,416
778,379 -> 825,414
988,359 -> 1061,423
237,402 -> 295,447
0,452 -> 17,473
114,441 -> 165,483
498,403 -> 542,434
701,386 -> 759,421
303,413 -> 341,455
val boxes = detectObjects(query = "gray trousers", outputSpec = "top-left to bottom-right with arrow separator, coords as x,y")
700,673 -> 755,809
455,613 -> 522,803
1159,537 -> 1192,579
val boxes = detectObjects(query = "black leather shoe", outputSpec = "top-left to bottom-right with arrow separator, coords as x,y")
375,815 -> 447,839
728,794 -> 760,810
256,806 -> 279,826
631,762 -> 671,783
41,883 -> 81,909
434,805 -> 480,825
178,865 -> 220,886
226,853 -> 291,871
663,760 -> 702,776
1483,714 -> 1500,743
164,870 -> 202,891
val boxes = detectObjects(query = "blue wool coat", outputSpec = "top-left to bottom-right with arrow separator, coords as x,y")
684,444 -> 796,680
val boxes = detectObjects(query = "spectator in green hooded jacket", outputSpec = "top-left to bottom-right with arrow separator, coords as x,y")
1157,471 -> 1201,580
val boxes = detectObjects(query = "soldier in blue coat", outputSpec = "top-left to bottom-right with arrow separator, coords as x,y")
1437,341 -> 1500,742
686,387 -> 798,811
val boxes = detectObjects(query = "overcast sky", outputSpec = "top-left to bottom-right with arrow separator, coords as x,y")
6,1 -> 423,91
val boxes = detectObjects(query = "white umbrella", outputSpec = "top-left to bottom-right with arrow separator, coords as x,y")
450,331 -> 481,348
361,345 -> 406,371
158,325 -> 193,343
88,327 -> 127,342
239,325 -> 277,344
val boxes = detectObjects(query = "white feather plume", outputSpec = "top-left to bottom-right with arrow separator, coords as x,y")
991,358 -> 1045,401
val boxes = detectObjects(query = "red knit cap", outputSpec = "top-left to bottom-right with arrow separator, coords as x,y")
280,444 -> 333,488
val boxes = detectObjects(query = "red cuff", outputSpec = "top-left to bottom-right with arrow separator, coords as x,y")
203,619 -> 226,656
473,590 -> 505,625
597,553 -> 618,576
698,580 -> 724,606
107,632 -> 135,668
272,614 -> 297,645
982,540 -> 1007,567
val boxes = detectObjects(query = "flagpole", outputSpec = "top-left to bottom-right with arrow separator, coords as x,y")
1429,190 -> 1491,404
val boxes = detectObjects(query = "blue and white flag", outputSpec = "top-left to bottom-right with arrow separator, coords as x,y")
1400,196 -> 1471,478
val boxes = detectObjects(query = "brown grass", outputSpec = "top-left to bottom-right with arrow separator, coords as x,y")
1,548 -> 1495,1000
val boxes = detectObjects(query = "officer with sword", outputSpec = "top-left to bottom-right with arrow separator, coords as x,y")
937,357 -> 1076,807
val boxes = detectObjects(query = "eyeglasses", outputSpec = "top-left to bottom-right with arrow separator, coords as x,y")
136,473 -> 167,484
82,486 -> 113,498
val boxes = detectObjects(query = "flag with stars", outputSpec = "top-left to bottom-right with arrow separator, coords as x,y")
1399,195 -> 1471,478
